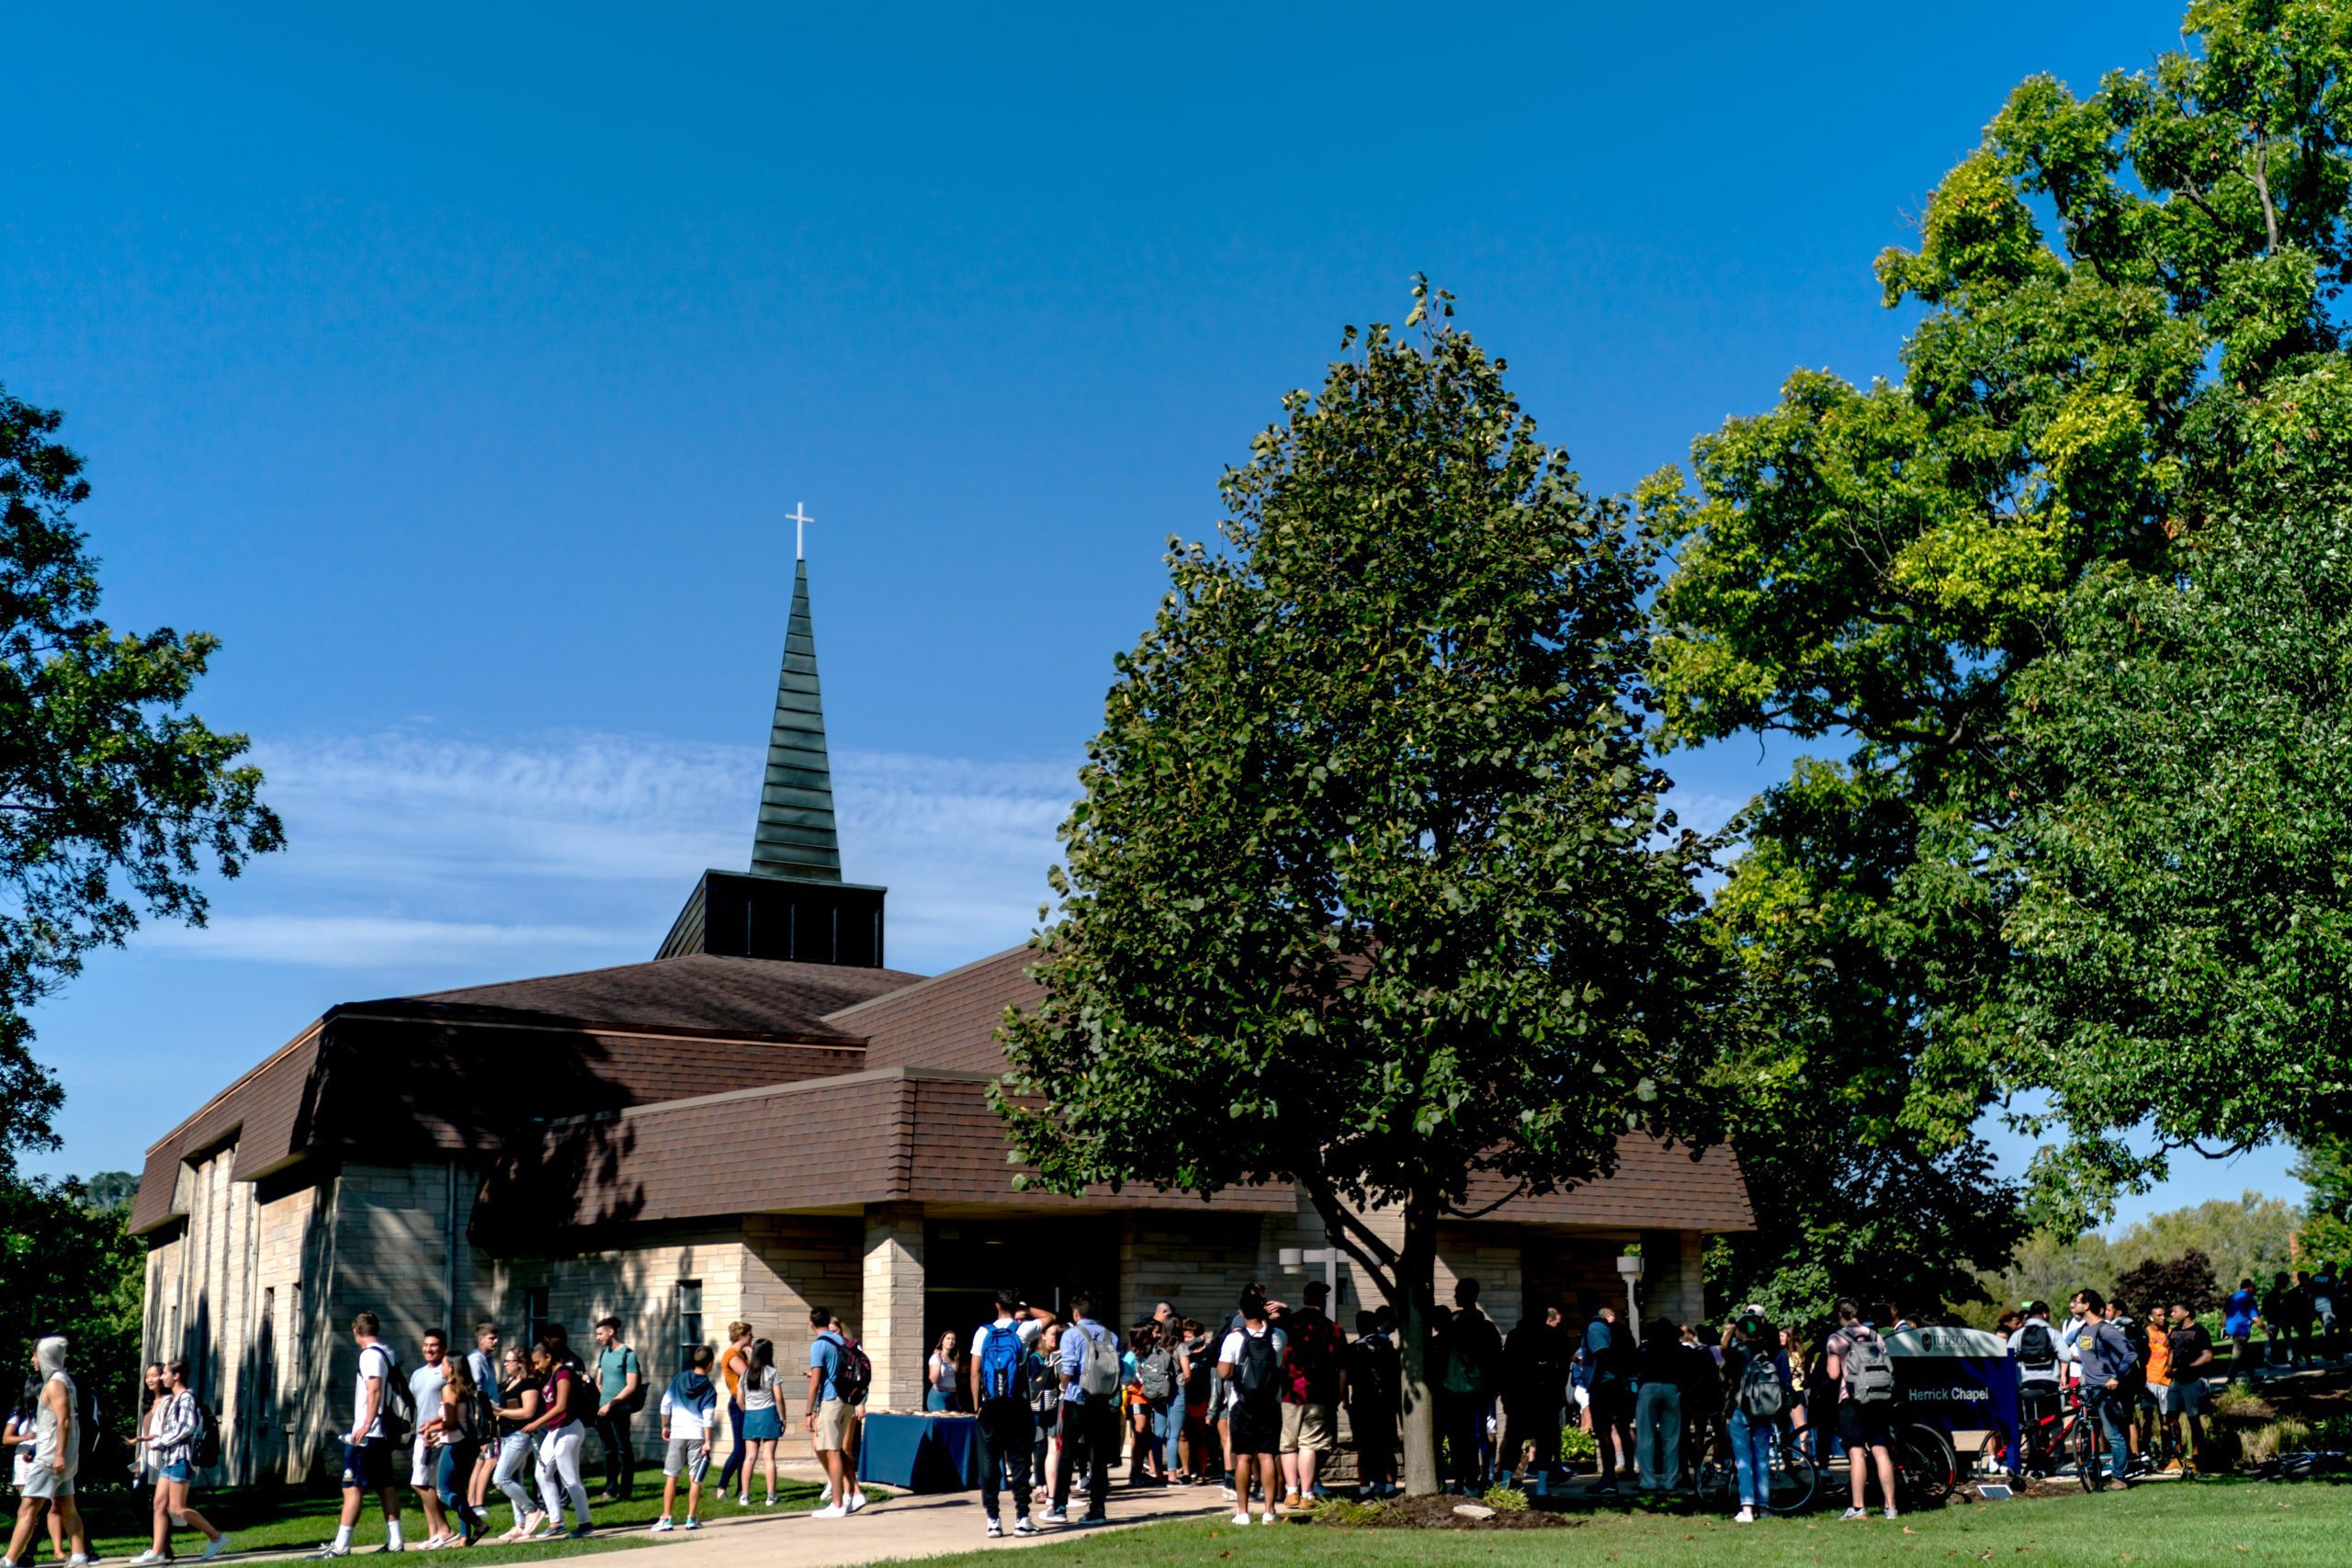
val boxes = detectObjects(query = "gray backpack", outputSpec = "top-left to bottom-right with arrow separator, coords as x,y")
1737,1351 -> 1784,1419
1076,1325 -> 1122,1398
1842,1327 -> 1896,1405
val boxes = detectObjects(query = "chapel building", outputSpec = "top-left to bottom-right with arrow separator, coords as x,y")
130,558 -> 1754,1482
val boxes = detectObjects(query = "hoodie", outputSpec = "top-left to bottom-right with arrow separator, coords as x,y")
32,1337 -> 74,1471
661,1368 -> 718,1438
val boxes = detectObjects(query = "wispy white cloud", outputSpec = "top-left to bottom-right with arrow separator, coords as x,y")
138,729 -> 1079,976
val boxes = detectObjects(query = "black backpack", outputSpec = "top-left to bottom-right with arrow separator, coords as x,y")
73,1382 -> 105,1471
2017,1321 -> 2057,1371
190,1399 -> 222,1469
1232,1329 -> 1280,1406
372,1347 -> 414,1444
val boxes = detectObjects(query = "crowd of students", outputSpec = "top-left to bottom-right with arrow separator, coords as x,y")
5,1258 -> 2337,1558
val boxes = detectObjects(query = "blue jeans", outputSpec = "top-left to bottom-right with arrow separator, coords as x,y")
1726,1410 -> 1773,1508
926,1389 -> 953,1413
2089,1389 -> 2131,1483
1149,1398 -> 1180,1473
436,1441 -> 481,1531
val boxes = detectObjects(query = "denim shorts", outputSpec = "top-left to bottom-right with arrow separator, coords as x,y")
159,1460 -> 194,1483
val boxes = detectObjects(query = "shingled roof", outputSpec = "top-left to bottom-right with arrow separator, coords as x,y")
397,952 -> 922,1039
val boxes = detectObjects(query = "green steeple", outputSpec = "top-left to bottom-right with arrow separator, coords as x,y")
751,559 -> 842,881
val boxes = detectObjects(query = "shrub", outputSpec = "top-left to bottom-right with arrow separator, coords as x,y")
1482,1485 -> 1530,1512
2212,1384 -> 2276,1423
1558,1425 -> 1599,1463
2242,1419 -> 2311,1464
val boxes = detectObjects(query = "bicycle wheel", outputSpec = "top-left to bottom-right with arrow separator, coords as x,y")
1975,1427 -> 2014,1480
1894,1424 -> 1956,1507
2070,1412 -> 2101,1494
1765,1438 -> 1818,1515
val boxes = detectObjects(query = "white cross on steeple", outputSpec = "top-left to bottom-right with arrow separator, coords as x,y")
787,502 -> 815,561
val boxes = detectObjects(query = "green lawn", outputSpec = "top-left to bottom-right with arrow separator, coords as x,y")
29,1476 -> 854,1563
904,1480 -> 2347,1568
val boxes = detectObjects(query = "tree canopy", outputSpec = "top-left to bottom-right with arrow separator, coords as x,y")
1648,0 -> 2352,1230
0,386 -> 283,1176
998,280 -> 1717,1492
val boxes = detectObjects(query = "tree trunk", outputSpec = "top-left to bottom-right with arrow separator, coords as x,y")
1396,1190 -> 1441,1495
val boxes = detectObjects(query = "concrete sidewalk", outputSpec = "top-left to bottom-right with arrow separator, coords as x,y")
588,1484 -> 1229,1568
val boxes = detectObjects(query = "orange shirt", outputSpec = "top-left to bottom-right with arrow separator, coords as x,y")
2144,1331 -> 2172,1387
718,1342 -> 748,1399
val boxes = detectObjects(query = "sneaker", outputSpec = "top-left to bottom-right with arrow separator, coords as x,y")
649,1519 -> 673,1534
1883,1506 -> 1899,1519
369,1546 -> 401,1555
683,1519 -> 701,1531
1841,1506 -> 1867,1521
1735,1506 -> 1756,1524
844,1489 -> 867,1514
736,1494 -> 751,1508
810,1505 -> 846,1520
1283,1491 -> 1303,1508
763,1495 -> 777,1507
986,1519 -> 1003,1539
131,1555 -> 164,1565
1231,1512 -> 1251,1526
1218,1486 -> 1236,1502
568,1528 -> 594,1540
306,1551 -> 348,1562
1042,1506 -> 1069,1524
1080,1511 -> 1107,1526
1012,1518 -> 1038,1536
201,1540 -> 233,1562
1258,1513 -> 1277,1526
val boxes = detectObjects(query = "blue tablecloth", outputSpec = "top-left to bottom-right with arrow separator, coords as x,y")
856,1412 -> 986,1493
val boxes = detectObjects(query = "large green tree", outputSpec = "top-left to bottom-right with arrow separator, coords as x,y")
997,282 -> 1718,1494
1648,0 -> 2352,1230
0,385 -> 283,1176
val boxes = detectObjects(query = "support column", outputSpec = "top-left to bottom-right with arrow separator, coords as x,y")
1640,1229 -> 1707,1326
861,1203 -> 926,1411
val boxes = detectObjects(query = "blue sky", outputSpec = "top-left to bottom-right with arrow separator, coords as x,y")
4,2 -> 2299,1224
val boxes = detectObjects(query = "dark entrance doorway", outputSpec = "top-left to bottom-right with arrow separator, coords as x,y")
922,1213 -> 1120,1403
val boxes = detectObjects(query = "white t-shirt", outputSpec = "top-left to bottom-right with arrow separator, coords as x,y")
2007,1319 -> 2064,1388
1216,1325 -> 1286,1410
353,1344 -> 393,1438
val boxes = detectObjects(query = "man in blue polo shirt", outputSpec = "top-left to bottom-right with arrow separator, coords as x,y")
1047,1292 -> 1122,1527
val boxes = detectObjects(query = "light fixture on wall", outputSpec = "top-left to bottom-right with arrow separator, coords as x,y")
1616,1250 -> 1645,1344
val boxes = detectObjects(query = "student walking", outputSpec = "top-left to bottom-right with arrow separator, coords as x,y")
736,1340 -> 783,1507
4,1337 -> 88,1568
2223,1280 -> 2260,1386
970,1289 -> 1041,1538
1050,1292 -> 1124,1526
1826,1299 -> 1899,1521
487,1348 -> 544,1540
522,1338 -> 594,1537
650,1346 -> 718,1532
464,1325 -> 500,1515
1218,1292 -> 1286,1527
406,1332 -> 454,1549
804,1307 -> 865,1519
130,1359 -> 229,1564
5,1371 -> 74,1568
590,1317 -> 642,1503
712,1323 -> 753,1502
423,1355 -> 488,1546
307,1313 -> 405,1559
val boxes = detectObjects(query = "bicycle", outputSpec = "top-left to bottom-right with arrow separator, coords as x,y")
1891,1422 -> 1956,1508
1695,1423 -> 1819,1516
1975,1386 -> 2086,1481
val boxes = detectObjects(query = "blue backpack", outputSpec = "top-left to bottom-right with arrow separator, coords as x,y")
978,1321 -> 1027,1402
